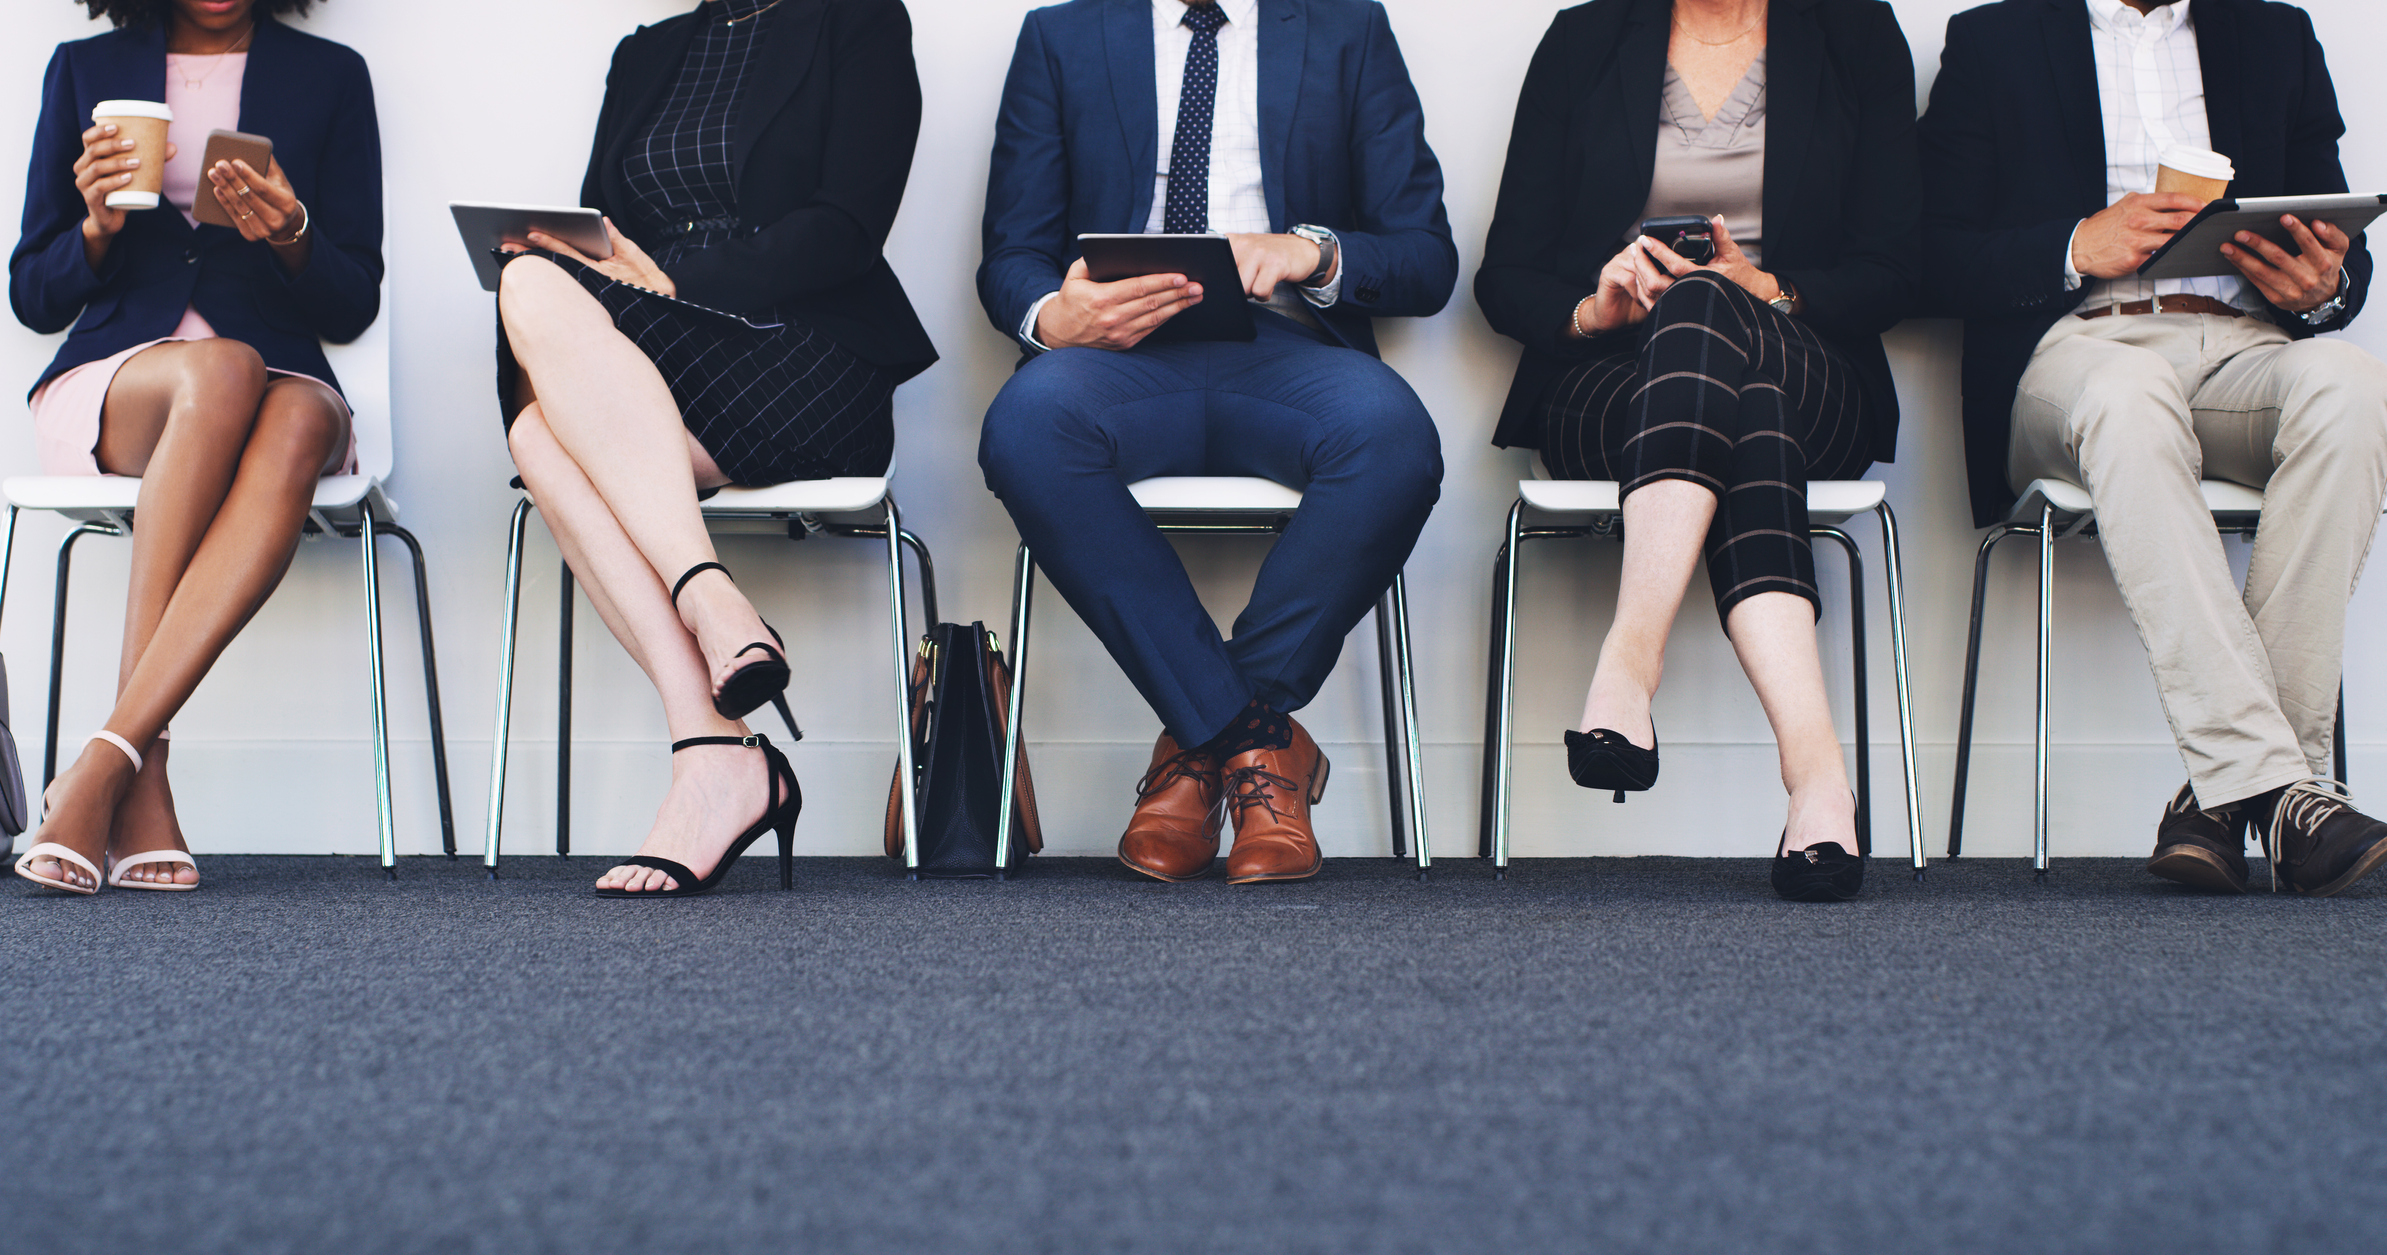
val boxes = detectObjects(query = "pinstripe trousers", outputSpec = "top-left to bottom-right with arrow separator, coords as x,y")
1537,271 -> 1880,621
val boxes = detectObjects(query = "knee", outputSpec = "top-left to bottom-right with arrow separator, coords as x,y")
1321,374 -> 1443,502
2062,351 -> 2191,453
175,338 -> 268,412
2279,341 -> 2387,459
978,357 -> 1102,495
506,403 -> 560,471
495,254 -> 577,335
1650,270 -> 1737,322
252,379 -> 346,467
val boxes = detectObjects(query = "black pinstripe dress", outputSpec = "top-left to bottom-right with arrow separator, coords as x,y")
499,0 -> 894,486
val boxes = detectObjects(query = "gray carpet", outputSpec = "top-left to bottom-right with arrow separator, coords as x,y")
5,852 -> 2384,1254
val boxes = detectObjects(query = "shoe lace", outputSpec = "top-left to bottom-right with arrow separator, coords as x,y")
1136,749 -> 1215,799
2261,778 -> 2354,893
1223,764 -> 1301,826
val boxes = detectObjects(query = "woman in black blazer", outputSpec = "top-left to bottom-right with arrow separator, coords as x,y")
9,0 -> 380,895
496,0 -> 935,898
1475,0 -> 1917,900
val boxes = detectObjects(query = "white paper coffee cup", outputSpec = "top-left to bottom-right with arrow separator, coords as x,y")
2155,146 -> 2234,202
92,99 -> 173,209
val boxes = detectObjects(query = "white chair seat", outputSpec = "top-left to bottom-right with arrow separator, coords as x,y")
702,476 -> 890,517
2013,476 -> 2266,523
5,472 -> 385,521
1518,477 -> 1887,523
1128,476 -> 1304,512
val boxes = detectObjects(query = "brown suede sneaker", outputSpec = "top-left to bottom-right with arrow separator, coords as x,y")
2146,782 -> 2249,894
2248,779 -> 2387,898
1118,734 -> 1225,882
1222,719 -> 1330,884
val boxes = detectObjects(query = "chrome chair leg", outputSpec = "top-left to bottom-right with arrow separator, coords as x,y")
43,522 -> 116,788
0,506 -> 12,859
897,527 -> 939,632
360,511 -> 396,877
2336,682 -> 2349,786
2035,503 -> 2055,877
885,498 -> 920,874
556,563 -> 573,857
482,498 -> 533,875
1374,591 -> 1407,860
1949,524 -> 2024,859
992,542 -> 1034,878
1491,500 -> 1526,872
1875,502 -> 1926,878
1389,569 -> 1429,876
1812,527 -> 1869,855
383,525 -> 456,859
1477,536 -> 1512,861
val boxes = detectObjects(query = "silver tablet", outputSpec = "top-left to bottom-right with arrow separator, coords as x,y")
449,202 -> 614,292
2137,193 -> 2387,281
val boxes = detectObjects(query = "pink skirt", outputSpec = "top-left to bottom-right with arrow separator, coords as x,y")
27,306 -> 357,477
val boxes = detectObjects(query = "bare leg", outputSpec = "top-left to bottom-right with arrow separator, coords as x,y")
496,256 -> 771,696
1725,590 -> 1858,855
1577,480 -> 1715,748
509,406 -> 787,893
23,353 -> 344,889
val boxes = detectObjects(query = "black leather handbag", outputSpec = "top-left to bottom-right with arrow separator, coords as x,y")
883,621 -> 1040,876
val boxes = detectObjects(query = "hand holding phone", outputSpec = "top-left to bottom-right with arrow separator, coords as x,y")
191,129 -> 273,229
1639,215 -> 1716,266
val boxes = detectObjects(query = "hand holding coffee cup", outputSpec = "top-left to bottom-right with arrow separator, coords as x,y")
74,105 -> 177,242
2155,146 -> 2234,205
87,101 -> 172,212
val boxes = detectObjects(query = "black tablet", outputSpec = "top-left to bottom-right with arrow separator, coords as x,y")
2137,193 -> 2387,281
451,202 -> 613,292
1076,233 -> 1256,343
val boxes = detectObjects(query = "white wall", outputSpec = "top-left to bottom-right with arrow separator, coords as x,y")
3,0 -> 2382,863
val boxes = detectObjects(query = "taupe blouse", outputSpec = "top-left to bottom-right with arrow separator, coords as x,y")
1636,51 -> 1767,265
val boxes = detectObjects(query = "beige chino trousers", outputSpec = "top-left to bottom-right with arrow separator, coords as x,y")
2009,311 -> 2387,807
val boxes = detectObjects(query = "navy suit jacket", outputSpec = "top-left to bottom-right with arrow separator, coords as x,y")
1919,0 -> 2369,527
976,0 -> 1457,357
10,17 -> 382,400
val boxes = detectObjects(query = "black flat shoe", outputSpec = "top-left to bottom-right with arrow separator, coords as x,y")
1772,834 -> 1865,902
1564,725 -> 1659,802
597,733 -> 803,898
672,561 -> 794,725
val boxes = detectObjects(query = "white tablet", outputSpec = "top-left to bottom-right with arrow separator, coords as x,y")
2137,193 -> 2387,281
449,202 -> 613,292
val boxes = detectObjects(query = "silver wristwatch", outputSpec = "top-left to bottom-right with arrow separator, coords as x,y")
1290,223 -> 1338,287
2299,271 -> 2351,326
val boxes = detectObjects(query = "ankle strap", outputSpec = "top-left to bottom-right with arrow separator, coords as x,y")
672,734 -> 765,752
89,729 -> 143,774
670,561 -> 731,607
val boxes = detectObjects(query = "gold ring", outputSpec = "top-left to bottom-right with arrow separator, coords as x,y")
235,186 -> 251,196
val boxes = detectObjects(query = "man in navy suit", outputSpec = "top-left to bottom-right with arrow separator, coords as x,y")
977,0 -> 1453,884
1922,0 -> 2387,896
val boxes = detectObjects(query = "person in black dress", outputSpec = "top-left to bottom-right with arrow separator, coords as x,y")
1475,0 -> 1918,899
495,0 -> 935,896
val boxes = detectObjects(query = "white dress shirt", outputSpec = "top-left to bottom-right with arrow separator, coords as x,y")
1019,0 -> 1337,351
2063,0 -> 2257,311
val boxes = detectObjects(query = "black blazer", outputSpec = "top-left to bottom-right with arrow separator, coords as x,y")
584,0 -> 935,383
1475,0 -> 1920,457
1918,0 -> 2369,528
10,16 -> 381,399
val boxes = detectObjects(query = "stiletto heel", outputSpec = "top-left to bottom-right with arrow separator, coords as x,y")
1564,723 -> 1659,802
671,562 -> 793,722
597,733 -> 803,898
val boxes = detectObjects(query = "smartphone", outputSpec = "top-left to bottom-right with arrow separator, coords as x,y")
191,128 -> 274,228
1639,215 -> 1715,266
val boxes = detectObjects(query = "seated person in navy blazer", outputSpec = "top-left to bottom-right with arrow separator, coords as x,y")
977,0 -> 1454,885
8,0 -> 380,895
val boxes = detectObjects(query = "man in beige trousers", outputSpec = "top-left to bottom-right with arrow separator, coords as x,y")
1921,0 -> 2387,895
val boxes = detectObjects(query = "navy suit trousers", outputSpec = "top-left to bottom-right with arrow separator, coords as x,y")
979,312 -> 1442,746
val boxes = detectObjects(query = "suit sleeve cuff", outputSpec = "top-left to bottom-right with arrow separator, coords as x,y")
2063,221 -> 2086,291
1019,291 -> 1060,355
1299,227 -> 1342,308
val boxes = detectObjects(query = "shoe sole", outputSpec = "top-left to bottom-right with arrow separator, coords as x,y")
1117,852 -> 1214,883
2296,835 -> 2387,898
1224,857 -> 1322,885
2147,846 -> 2248,894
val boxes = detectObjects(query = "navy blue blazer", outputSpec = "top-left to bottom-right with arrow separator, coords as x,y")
1919,0 -> 2369,527
976,0 -> 1457,357
10,17 -> 383,401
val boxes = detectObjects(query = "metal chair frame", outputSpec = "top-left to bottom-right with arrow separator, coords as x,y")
0,496 -> 456,874
1479,480 -> 1926,879
991,480 -> 1431,879
479,490 -> 936,874
1947,479 -> 2351,874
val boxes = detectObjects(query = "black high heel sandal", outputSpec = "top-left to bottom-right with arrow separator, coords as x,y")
1564,724 -> 1660,803
1771,831 -> 1865,902
596,733 -> 803,897
672,561 -> 793,725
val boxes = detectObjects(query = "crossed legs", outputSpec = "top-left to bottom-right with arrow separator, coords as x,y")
23,339 -> 348,890
495,255 -> 787,893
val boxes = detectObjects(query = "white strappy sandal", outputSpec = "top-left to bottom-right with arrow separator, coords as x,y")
10,730 -> 159,895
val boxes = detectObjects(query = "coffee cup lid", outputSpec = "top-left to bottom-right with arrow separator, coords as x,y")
91,100 -> 173,122
2159,146 -> 2235,182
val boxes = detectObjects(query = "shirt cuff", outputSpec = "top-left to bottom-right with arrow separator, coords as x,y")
2062,221 -> 2086,291
1019,290 -> 1060,355
1299,227 -> 1341,308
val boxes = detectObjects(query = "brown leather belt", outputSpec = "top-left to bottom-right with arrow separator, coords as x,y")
2077,294 -> 2245,319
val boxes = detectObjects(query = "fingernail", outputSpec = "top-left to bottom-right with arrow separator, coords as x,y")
124,159 -> 137,168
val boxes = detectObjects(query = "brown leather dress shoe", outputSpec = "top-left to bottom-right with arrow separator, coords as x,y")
1222,719 -> 1330,884
1118,734 -> 1225,882
2147,782 -> 2249,893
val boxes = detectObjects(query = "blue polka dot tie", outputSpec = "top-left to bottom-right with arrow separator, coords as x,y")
1163,3 -> 1229,235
